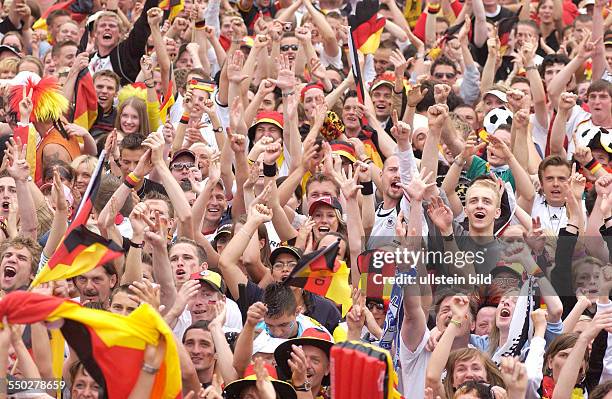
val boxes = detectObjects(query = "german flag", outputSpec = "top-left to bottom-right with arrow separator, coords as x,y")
32,0 -> 89,36
72,69 -> 98,131
159,80 -> 176,123
357,249 -> 396,302
158,0 -> 184,21
348,0 -> 386,55
31,151 -> 123,287
284,239 -> 352,316
0,291 -> 182,399
497,9 -> 520,50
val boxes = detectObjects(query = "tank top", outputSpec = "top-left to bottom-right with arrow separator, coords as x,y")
35,128 -> 81,184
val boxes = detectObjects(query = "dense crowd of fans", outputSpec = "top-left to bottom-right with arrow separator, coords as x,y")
0,0 -> 610,397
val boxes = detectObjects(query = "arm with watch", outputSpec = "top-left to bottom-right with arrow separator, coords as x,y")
425,296 -> 471,397
121,202 -> 149,285
441,134 -> 480,216
127,337 -> 166,399
145,132 -> 195,239
504,244 -> 563,323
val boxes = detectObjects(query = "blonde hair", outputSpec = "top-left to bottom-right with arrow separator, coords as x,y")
0,57 -> 19,76
93,11 -> 124,33
466,179 -> 501,208
71,155 -> 97,175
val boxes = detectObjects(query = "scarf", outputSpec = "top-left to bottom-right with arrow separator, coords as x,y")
540,375 -> 585,399
492,276 -> 535,364
380,270 -> 413,369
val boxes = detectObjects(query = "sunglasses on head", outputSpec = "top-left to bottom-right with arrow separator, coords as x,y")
170,162 -> 195,171
434,72 -> 456,79
280,44 -> 299,52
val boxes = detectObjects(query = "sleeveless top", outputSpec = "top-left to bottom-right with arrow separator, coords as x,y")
35,128 -> 81,184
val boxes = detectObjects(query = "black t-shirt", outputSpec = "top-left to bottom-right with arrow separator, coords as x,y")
137,178 -> 167,200
90,105 -> 117,140
238,281 -> 342,334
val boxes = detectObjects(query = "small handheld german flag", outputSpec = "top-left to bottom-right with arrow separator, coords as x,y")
283,239 -> 352,316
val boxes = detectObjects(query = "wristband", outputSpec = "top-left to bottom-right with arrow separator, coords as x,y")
247,158 -> 256,165
393,88 -> 404,95
565,223 -> 579,230
525,65 -> 537,71
584,158 -> 597,169
129,240 -> 145,248
443,233 -> 454,241
126,173 -> 141,187
532,266 -> 545,277
141,364 -> 159,374
212,126 -> 224,133
124,178 -> 135,189
263,162 -> 277,177
361,181 -> 374,195
195,20 -> 206,29
180,113 -> 190,124
604,215 -> 612,224
590,162 -> 603,174
449,318 -> 462,327
282,90 -> 295,98
427,3 -> 441,13
128,172 -> 142,183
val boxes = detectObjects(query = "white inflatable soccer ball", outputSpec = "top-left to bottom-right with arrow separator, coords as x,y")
484,107 -> 513,134
575,121 -> 612,152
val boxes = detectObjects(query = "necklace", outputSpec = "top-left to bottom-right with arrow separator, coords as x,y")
545,202 -> 565,234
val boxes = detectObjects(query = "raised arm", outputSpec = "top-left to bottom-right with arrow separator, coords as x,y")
547,35 -> 596,106
43,169 -> 69,258
145,132 -> 194,239
472,0 -> 488,47
521,39 -> 548,129
488,135 -> 535,212
217,195 -> 271,300
302,0 -> 339,58
144,213 -> 176,311
549,92 -> 577,157
552,309 -> 612,399
425,296 -> 470,396
592,0 -> 608,80
121,202 -> 149,284
6,138 -> 37,240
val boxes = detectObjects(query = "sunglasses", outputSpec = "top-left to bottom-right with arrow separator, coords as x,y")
434,72 -> 456,79
280,44 -> 299,52
367,302 -> 384,311
170,162 -> 195,171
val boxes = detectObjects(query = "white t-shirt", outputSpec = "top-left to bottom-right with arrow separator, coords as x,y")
172,297 -> 243,340
251,313 -> 329,355
531,105 -> 591,160
530,193 -> 585,235
399,326 -> 431,399
89,52 -> 112,75
315,42 -> 342,70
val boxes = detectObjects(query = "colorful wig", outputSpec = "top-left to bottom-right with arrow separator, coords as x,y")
117,83 -> 147,107
9,74 -> 69,123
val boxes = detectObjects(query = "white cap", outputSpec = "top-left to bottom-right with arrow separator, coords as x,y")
484,89 -> 508,103
413,113 -> 428,133
9,71 -> 40,86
